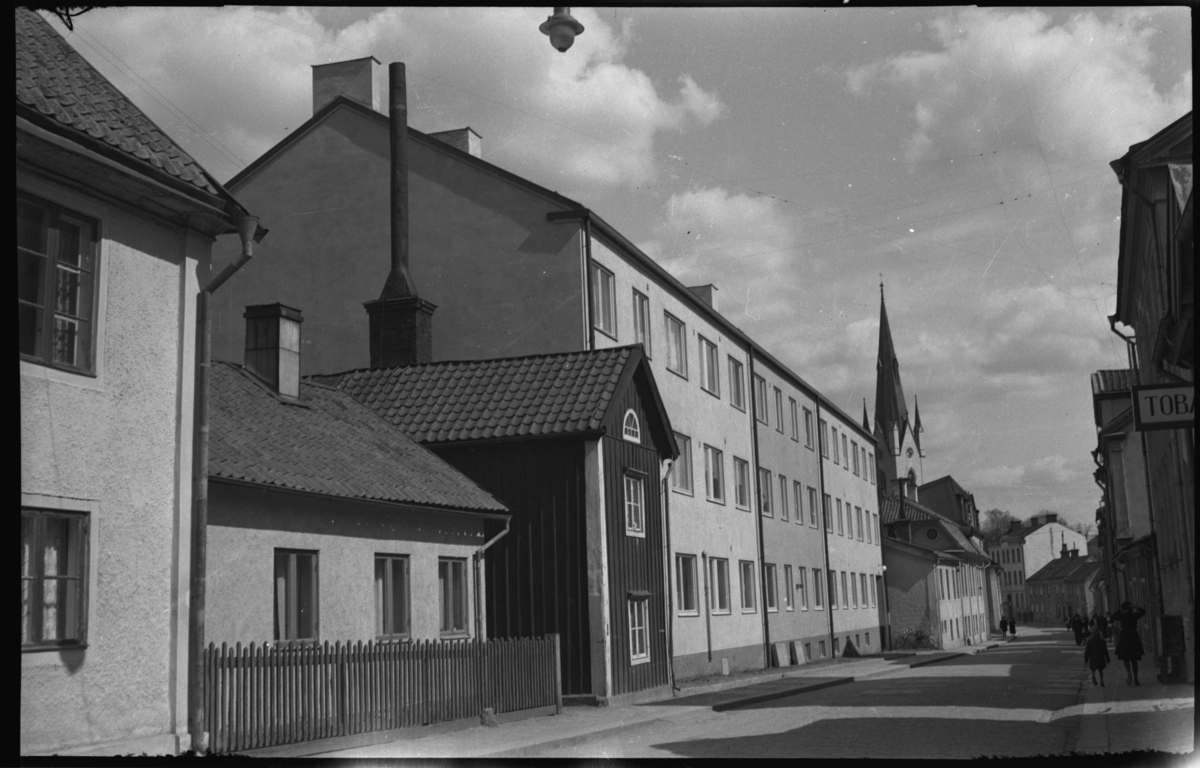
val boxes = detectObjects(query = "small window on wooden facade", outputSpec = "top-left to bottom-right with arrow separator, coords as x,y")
22,509 -> 89,649
438,558 -> 468,635
374,554 -> 410,639
275,549 -> 318,643
710,558 -> 731,613
676,554 -> 698,614
622,410 -> 641,443
590,262 -> 616,338
628,598 -> 649,664
739,560 -> 757,612
624,474 -> 646,536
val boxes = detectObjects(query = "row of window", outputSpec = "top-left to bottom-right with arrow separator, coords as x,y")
937,566 -> 986,602
673,555 -> 878,615
590,262 -> 876,489
943,614 -> 986,641
1003,570 -> 1025,586
991,547 -> 1023,564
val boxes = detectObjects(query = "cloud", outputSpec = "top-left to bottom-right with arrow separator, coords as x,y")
52,7 -> 723,187
968,454 -> 1075,490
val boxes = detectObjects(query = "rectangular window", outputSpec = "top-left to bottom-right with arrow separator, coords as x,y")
665,312 -> 687,377
870,576 -> 877,606
841,435 -> 850,470
831,427 -> 840,464
865,510 -> 872,544
869,454 -> 876,485
774,387 -> 784,432
874,513 -> 880,544
841,571 -> 849,609
699,336 -> 720,396
374,554 -> 410,638
809,487 -> 819,528
632,289 -> 651,355
740,560 -> 756,612
22,509 -> 88,648
438,558 -> 469,634
670,433 -> 693,493
629,599 -> 649,663
822,494 -> 832,530
828,569 -> 838,609
861,448 -> 868,481
819,640 -> 827,658
852,441 -> 860,475
789,398 -> 800,441
728,357 -> 745,410
819,419 -> 829,457
804,408 -> 815,449
793,481 -> 804,526
275,549 -> 318,642
764,563 -> 778,612
758,468 -> 773,517
18,193 -> 99,373
734,458 -> 751,509
836,499 -> 844,536
778,475 -> 789,521
711,558 -> 730,613
813,568 -> 824,609
624,474 -> 646,536
676,554 -> 698,614
805,643 -> 813,662
590,262 -> 616,338
703,445 -> 725,503
753,375 -> 768,424
797,566 -> 808,610
856,507 -> 864,541
851,572 -> 858,608
783,565 -> 794,611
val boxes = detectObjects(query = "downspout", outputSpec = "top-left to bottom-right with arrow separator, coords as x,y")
660,459 -> 678,692
583,214 -> 595,351
815,401 -> 835,655
701,552 -> 712,663
473,516 -> 511,641
189,214 -> 260,754
748,350 -> 770,668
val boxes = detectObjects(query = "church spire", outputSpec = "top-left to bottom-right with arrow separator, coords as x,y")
862,398 -> 871,432
913,395 -> 925,458
874,281 -> 910,458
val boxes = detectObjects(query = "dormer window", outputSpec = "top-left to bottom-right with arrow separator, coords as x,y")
622,410 -> 641,443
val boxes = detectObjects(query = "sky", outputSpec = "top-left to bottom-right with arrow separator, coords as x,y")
42,7 -> 1191,533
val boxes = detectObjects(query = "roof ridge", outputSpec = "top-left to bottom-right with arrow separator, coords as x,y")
306,344 -> 639,381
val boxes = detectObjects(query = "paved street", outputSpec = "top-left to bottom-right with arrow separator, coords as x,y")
534,626 -> 1194,759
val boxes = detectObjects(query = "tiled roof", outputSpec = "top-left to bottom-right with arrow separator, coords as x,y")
318,348 -> 635,444
1091,370 -> 1136,396
1027,554 -> 1096,583
16,9 -> 219,196
209,362 -> 507,513
880,496 -> 938,524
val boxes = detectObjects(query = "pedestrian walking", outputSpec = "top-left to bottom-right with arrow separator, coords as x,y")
1000,616 -> 1009,636
1112,602 -> 1147,685
1071,613 -> 1086,646
1084,626 -> 1110,687
1092,612 -> 1108,641
1008,614 -> 1017,636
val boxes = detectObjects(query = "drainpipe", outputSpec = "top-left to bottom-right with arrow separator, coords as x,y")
701,552 -> 713,663
747,351 -> 771,668
189,214 -> 261,754
815,401 -> 835,655
660,459 -> 678,692
473,517 -> 511,641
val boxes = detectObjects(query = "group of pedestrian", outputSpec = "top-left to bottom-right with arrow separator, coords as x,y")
999,614 -> 1017,637
1082,601 -> 1146,687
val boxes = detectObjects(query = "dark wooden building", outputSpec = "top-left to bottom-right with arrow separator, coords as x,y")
317,345 -> 678,703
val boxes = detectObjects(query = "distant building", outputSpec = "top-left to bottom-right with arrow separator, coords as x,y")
985,514 -> 1087,622
18,8 -> 258,756
1026,544 -> 1102,624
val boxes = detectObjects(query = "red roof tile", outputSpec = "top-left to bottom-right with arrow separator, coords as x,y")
210,362 -> 506,513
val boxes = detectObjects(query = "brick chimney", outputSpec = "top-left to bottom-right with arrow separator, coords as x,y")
428,127 -> 482,158
365,297 -> 435,368
1042,512 -> 1058,524
312,57 -> 384,115
244,303 -> 303,398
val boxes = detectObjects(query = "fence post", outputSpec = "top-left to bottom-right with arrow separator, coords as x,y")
551,633 -> 562,714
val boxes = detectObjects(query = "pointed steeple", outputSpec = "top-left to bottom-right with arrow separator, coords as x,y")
874,281 -> 910,458
913,395 -> 925,458
862,398 -> 871,432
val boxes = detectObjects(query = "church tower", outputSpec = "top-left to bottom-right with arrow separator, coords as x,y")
873,283 -> 921,499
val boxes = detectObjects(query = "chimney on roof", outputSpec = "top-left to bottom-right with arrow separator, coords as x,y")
244,303 -> 303,398
428,128 -> 483,159
1043,513 -> 1058,524
312,57 -> 385,115
1060,540 -> 1070,559
687,284 -> 719,311
363,61 -> 437,369
1009,520 -> 1022,532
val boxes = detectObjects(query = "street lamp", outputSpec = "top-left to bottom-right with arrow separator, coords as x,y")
540,7 -> 584,52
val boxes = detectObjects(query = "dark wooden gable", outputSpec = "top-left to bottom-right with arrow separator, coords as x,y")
598,347 -> 677,461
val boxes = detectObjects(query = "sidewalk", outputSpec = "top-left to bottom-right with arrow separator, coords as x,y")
274,642 -> 1003,759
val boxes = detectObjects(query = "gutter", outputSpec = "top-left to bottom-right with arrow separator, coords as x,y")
474,517 -> 512,642
747,351 -> 771,669
188,214 -> 262,754
814,401 -> 836,654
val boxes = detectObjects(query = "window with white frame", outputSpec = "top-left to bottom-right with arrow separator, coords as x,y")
753,375 -> 768,424
699,336 -> 720,396
665,312 -> 687,377
739,560 -> 756,612
18,193 -> 99,373
869,454 -> 875,484
764,563 -> 778,612
813,568 -> 823,609
374,554 -> 410,639
865,511 -> 872,544
670,433 -> 692,493
438,557 -> 469,635
632,289 -> 651,355
841,571 -> 849,609
734,457 -> 751,509
822,494 -> 832,530
874,513 -> 880,544
788,398 -> 799,441
590,262 -> 616,338
22,509 -> 89,648
728,357 -> 745,410
622,410 -> 641,443
783,564 -> 794,610
831,427 -> 840,464
275,549 -> 319,642
850,571 -> 858,608
841,434 -> 850,470
774,387 -> 784,432
758,468 -> 773,517
676,554 -> 698,614
804,408 -> 815,449
861,573 -> 869,608
711,558 -> 730,613
819,419 -> 829,457
778,475 -> 789,521
836,499 -> 844,535
861,447 -> 868,481
852,441 -> 860,475
629,598 -> 649,663
624,474 -> 646,536
828,569 -> 838,609
809,487 -> 819,527
793,481 -> 804,525
856,507 -> 864,541
703,445 -> 725,503
797,566 -> 808,609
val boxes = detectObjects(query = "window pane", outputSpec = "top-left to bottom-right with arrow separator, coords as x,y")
18,200 -> 48,254
274,553 -> 288,639
18,250 -> 45,306
296,554 -> 315,639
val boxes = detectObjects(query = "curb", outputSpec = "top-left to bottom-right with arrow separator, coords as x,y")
483,716 -> 669,758
711,677 -> 855,712
908,652 -> 965,669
